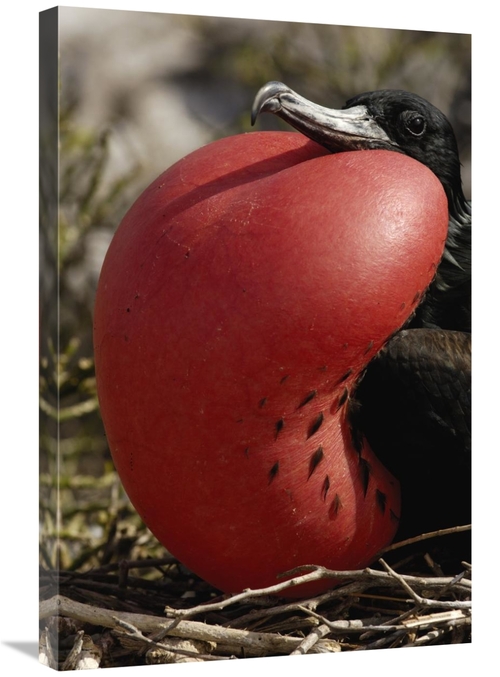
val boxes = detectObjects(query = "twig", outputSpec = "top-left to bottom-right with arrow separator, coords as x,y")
40,595 -> 325,657
60,630 -> 102,670
221,580 -> 367,629
401,609 -> 469,629
163,571 -> 338,619
297,607 -> 400,635
433,571 -> 468,600
89,556 -> 178,575
377,524 -> 471,555
113,617 -> 224,662
165,563 -> 470,621
289,623 -> 339,655
39,628 -> 57,669
409,627 -> 446,645
405,614 -> 471,647
378,559 -> 471,610
357,629 -> 408,651
61,630 -> 85,670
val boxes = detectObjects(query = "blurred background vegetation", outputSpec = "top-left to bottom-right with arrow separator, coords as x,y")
39,8 -> 471,576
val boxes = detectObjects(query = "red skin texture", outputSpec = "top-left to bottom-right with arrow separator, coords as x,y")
93,132 -> 449,596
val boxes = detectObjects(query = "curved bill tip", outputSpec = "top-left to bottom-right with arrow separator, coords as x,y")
251,81 -> 292,126
250,80 -> 396,155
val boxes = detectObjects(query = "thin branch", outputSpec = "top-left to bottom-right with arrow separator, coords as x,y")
378,559 -> 471,610
377,524 -> 471,555
113,617 -> 225,662
165,563 -> 470,621
290,623 -> 339,655
40,595 -> 322,657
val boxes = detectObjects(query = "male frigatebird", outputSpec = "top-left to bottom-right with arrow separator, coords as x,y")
252,82 -> 471,546
93,81 -> 467,596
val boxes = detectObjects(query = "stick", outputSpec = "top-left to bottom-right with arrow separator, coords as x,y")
40,595 -> 318,657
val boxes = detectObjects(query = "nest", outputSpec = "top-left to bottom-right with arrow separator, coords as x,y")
39,525 -> 471,669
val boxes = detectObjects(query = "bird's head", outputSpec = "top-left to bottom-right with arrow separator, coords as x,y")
252,82 -> 467,218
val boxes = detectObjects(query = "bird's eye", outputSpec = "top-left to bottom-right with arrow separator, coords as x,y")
403,112 -> 426,137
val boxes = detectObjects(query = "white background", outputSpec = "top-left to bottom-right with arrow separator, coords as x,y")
1,1 -> 494,674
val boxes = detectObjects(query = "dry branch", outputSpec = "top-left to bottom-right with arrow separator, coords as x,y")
40,550 -> 471,667
40,595 -> 326,657
165,563 -> 471,621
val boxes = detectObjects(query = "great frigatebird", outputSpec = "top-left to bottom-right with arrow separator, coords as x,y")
251,82 -> 471,550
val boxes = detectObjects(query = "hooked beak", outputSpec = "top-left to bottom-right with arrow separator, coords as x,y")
251,81 -> 398,154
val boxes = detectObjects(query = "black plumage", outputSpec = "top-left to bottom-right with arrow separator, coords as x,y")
355,329 -> 471,537
251,82 -> 471,553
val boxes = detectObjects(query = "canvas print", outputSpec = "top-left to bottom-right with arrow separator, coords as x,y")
39,6 -> 471,670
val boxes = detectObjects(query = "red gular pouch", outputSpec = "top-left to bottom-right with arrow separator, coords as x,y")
93,131 -> 449,597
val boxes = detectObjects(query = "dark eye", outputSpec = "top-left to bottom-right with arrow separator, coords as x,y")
402,112 -> 426,137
